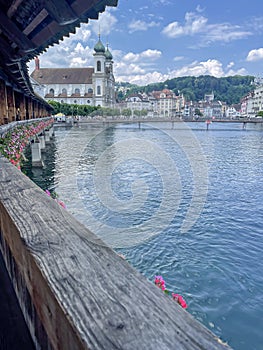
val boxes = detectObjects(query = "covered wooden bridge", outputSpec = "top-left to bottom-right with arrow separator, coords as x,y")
0,0 -> 117,124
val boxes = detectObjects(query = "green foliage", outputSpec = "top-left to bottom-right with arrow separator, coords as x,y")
117,75 -> 255,105
122,108 -> 132,117
47,100 -> 98,116
194,108 -> 202,116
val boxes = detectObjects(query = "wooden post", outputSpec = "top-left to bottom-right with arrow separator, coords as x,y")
20,93 -> 26,121
6,86 -> 16,122
0,79 -> 7,125
28,98 -> 33,120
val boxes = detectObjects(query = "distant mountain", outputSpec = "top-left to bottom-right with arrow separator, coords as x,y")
116,75 -> 255,105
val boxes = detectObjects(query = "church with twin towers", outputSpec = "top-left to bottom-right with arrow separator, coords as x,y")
30,36 -> 116,107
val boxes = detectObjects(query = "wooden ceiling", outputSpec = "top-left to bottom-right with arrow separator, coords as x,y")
0,0 -> 118,100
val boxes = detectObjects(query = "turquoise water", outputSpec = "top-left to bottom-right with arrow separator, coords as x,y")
24,122 -> 263,350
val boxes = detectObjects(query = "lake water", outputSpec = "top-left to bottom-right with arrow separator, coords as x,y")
24,121 -> 263,350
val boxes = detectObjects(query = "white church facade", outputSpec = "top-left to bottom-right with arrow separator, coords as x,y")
30,37 -> 116,107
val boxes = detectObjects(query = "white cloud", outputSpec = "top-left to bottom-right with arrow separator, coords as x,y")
123,49 -> 162,63
162,11 -> 252,45
162,12 -> 207,38
128,20 -> 160,33
115,59 -> 247,86
246,48 -> 263,61
196,5 -> 205,13
226,68 -> 247,76
117,71 -> 169,86
171,59 -> 225,78
173,56 -> 184,62
227,61 -> 235,69
204,24 -> 251,44
90,10 -> 117,36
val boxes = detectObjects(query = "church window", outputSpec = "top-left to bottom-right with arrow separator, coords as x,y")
97,86 -> 101,95
75,88 -> 80,95
97,61 -> 101,72
88,88 -> 93,94
62,88 -> 67,95
87,100 -> 90,104
49,88 -> 54,96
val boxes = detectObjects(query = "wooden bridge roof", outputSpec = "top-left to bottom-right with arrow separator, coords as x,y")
0,0 -> 118,101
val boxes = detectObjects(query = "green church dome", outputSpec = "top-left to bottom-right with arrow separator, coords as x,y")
94,36 -> 105,53
105,45 -> 113,60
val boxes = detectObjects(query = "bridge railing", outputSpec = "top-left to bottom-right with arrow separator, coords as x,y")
0,156 -> 231,350
0,117 -> 52,137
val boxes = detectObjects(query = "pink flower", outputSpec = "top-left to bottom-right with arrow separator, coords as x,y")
57,200 -> 66,209
154,276 -> 166,291
45,190 -> 51,196
172,293 -> 188,309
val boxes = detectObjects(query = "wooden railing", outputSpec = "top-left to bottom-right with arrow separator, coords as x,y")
0,156 -> 231,350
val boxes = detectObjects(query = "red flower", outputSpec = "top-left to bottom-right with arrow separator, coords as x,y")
172,293 -> 188,309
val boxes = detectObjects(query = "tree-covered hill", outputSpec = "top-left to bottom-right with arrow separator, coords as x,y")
116,75 -> 255,105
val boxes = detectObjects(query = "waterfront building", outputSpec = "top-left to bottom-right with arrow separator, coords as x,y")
250,85 -> 263,117
30,37 -> 116,108
118,88 -> 184,118
226,106 -> 238,119
183,101 -> 195,119
150,89 -> 184,118
241,86 -> 263,118
125,93 -> 152,116
201,100 -> 222,119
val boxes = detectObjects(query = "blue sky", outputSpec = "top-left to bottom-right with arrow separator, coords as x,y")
29,0 -> 263,86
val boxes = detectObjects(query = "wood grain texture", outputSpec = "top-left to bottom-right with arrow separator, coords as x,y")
0,156 -> 232,350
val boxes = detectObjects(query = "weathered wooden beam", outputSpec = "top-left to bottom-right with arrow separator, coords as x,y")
44,0 -> 78,25
0,157 -> 232,350
23,8 -> 49,36
0,8 -> 36,53
7,0 -> 24,18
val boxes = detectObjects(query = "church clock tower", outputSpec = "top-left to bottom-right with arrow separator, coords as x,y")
92,35 -> 106,107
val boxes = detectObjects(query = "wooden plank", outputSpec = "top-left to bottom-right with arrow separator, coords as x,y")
0,157 -> 232,350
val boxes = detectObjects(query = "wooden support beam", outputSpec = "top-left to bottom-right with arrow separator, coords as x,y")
0,8 -> 36,53
44,0 -> 78,25
23,8 -> 49,36
7,0 -> 24,18
0,158 -> 232,350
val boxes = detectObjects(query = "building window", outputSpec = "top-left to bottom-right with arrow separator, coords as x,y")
88,88 -> 93,94
62,88 -> 67,95
97,61 -> 101,72
49,88 -> 54,96
97,86 -> 101,95
74,100 -> 77,104
61,100 -> 64,103
75,88 -> 80,95
87,100 -> 90,104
